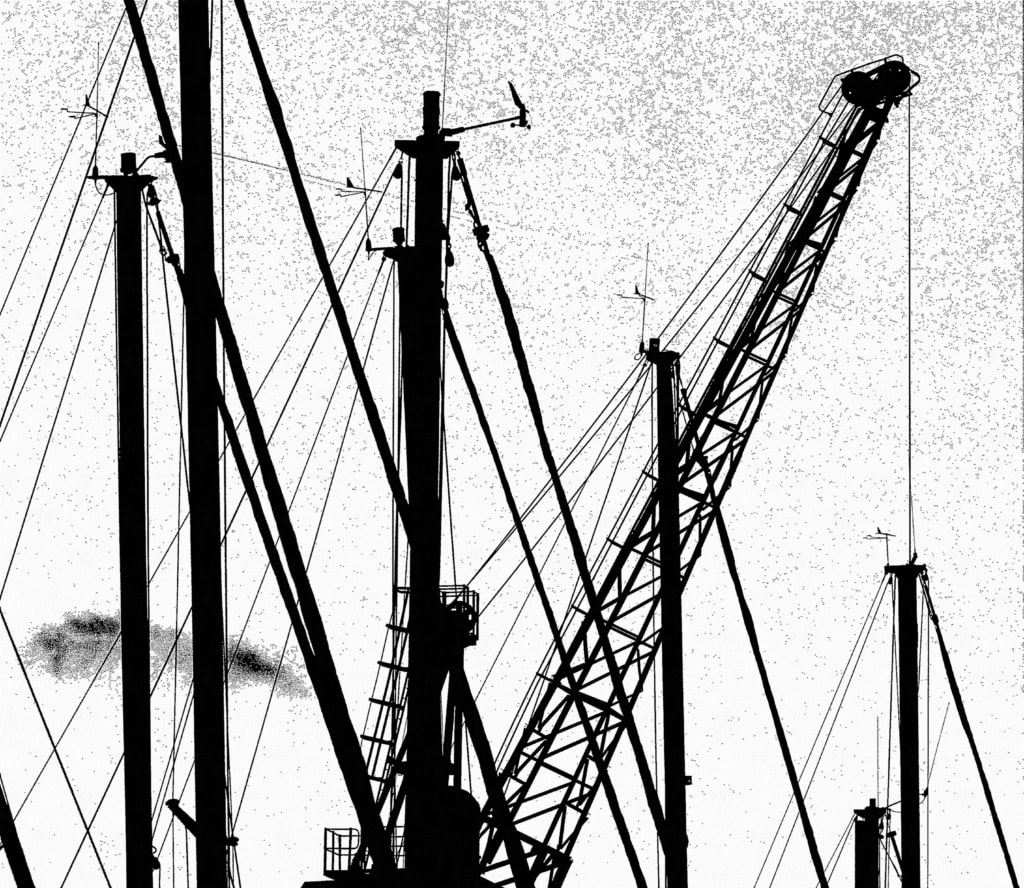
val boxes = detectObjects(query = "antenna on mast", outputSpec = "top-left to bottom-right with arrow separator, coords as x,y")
619,243 -> 655,356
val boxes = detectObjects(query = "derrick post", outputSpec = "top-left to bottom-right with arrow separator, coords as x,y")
854,798 -> 884,888
180,1 -> 228,884
887,562 -> 924,888
647,337 -> 687,887
104,152 -> 156,888
393,91 -> 460,886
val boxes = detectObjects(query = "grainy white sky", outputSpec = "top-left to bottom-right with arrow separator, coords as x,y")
0,2 -> 1022,888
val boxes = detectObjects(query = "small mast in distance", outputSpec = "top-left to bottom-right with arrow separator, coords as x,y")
853,799 -> 885,888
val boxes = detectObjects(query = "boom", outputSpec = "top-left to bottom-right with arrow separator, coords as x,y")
479,59 -> 917,888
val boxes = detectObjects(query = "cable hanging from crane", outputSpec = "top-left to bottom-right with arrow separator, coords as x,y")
906,95 -> 916,560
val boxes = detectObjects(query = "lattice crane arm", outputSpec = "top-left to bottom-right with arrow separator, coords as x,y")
479,58 -> 918,888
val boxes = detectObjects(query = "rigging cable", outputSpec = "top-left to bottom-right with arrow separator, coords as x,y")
442,157 -> 458,586
212,151 -> 355,189
0,225 -> 112,603
152,257 -> 395,855
219,256 -> 392,672
683,103 -> 855,394
467,361 -> 648,589
157,268 -> 393,861
906,96 -> 915,560
756,574 -> 888,888
170,256 -> 187,888
0,613 -> 113,888
469,105 -> 843,619
476,361 -> 651,703
140,153 -> 397,587
474,366 -> 648,611
922,583 -> 1020,888
234,0 -> 410,533
925,703 -> 950,787
440,0 -> 452,128
704,499 -> 829,887
440,309 -> 650,884
0,7 -> 125,320
820,815 -> 856,885
12,632 -> 120,818
458,156 -> 668,857
0,1 -> 144,433
0,188 -> 110,443
657,107 -> 827,342
232,625 -> 292,824
478,362 -> 646,673
236,265 -> 392,827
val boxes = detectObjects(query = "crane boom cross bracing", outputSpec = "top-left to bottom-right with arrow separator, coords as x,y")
479,59 -> 916,888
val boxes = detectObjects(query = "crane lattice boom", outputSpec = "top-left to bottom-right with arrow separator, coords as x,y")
480,59 -> 915,888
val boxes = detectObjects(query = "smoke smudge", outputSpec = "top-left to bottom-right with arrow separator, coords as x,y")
25,611 -> 120,681
25,611 -> 308,697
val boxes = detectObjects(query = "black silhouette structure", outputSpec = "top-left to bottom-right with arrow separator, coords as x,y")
477,56 -> 916,888
854,800 -> 886,888
0,775 -> 35,888
646,338 -> 687,888
179,3 -> 231,885
6,10 -> 1021,888
99,151 -> 157,888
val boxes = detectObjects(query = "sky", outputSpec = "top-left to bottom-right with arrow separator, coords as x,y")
0,2 -> 1022,888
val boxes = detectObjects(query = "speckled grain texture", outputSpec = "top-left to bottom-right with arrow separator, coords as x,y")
0,3 -> 1021,887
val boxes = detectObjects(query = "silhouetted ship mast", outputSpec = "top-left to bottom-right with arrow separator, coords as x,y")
1,6 -> 1019,888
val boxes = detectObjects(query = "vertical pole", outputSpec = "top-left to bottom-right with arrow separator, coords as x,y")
0,775 -> 35,888
888,563 -> 923,888
854,799 -> 884,888
396,91 -> 457,886
648,338 -> 687,888
180,2 -> 227,885
106,152 -> 156,888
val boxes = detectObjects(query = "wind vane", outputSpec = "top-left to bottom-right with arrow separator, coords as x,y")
864,527 -> 895,564
618,243 -> 655,355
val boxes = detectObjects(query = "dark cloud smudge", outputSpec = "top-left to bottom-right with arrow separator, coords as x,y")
25,611 -> 307,697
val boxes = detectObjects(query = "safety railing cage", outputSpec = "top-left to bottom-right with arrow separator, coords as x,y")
324,827 -> 406,876
394,584 -> 479,646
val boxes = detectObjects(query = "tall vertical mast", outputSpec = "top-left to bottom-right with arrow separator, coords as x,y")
888,562 -> 924,888
394,90 -> 458,886
105,152 -> 156,888
648,338 -> 687,887
180,1 -> 228,885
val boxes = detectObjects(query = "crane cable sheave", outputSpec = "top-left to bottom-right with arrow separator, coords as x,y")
841,59 -> 916,107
